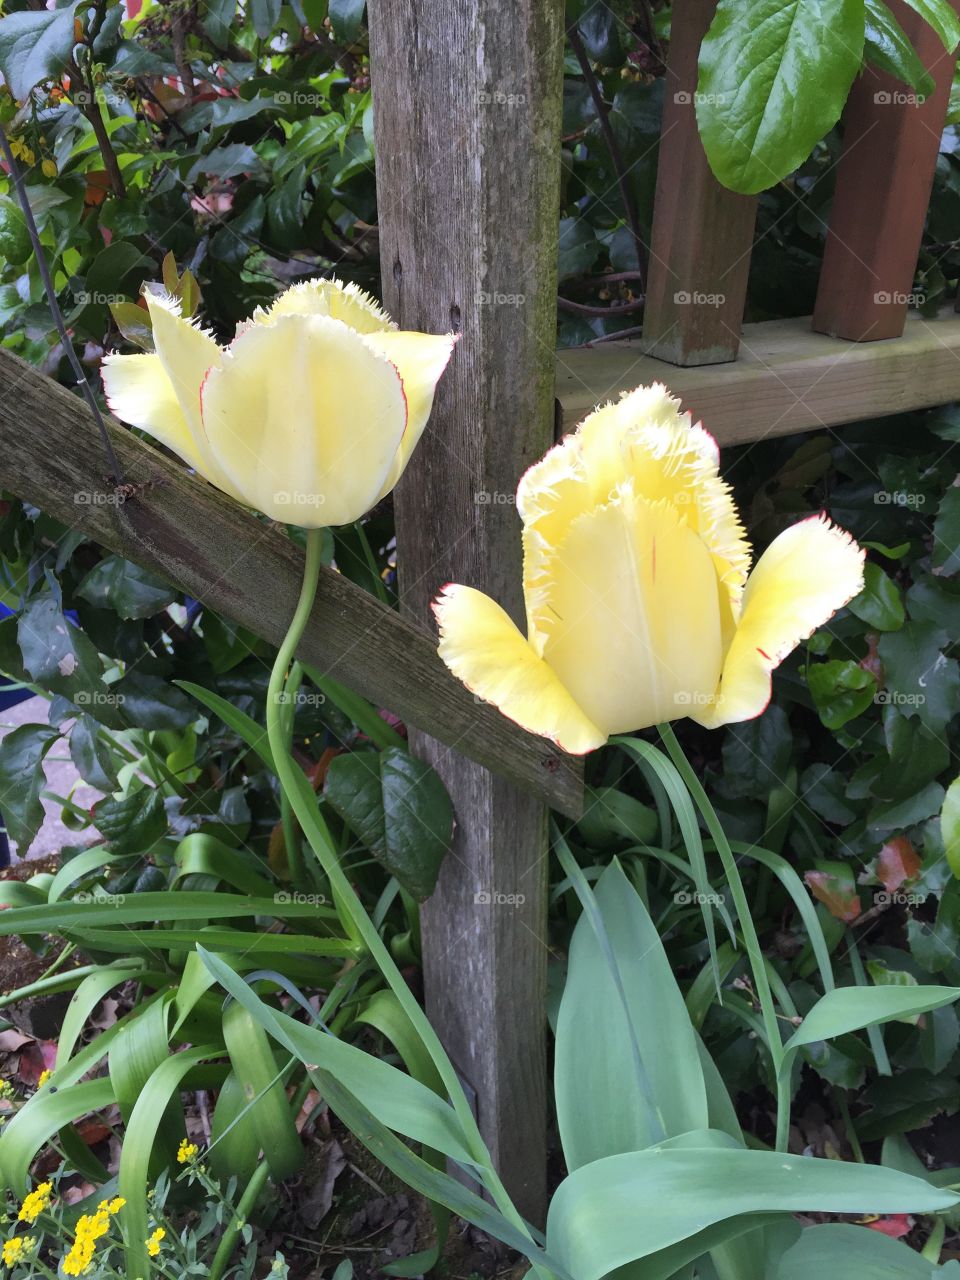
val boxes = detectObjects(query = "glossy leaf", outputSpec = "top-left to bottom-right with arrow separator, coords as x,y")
555,860 -> 708,1170
324,748 -> 453,901
697,0 -> 865,194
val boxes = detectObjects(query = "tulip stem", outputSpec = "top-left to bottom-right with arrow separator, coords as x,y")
656,723 -> 788,1150
265,528 -> 548,1272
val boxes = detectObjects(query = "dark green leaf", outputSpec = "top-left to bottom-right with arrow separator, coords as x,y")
94,788 -> 167,855
324,749 -> 453,900
558,216 -> 601,280
250,0 -> 282,36
78,556 -> 177,620
879,622 -> 960,733
328,0 -> 366,42
0,724 -> 59,854
0,4 -> 78,102
70,715 -> 119,791
849,562 -> 905,631
933,484 -> 960,576
807,660 -> 877,730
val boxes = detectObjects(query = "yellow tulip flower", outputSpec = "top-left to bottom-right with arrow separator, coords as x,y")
102,279 -> 455,527
434,384 -> 865,754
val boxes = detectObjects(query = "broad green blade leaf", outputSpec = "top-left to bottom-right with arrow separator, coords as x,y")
615,738 -> 723,981
172,832 -> 278,898
221,1002 -> 304,1179
785,985 -> 960,1052
547,1148 -> 959,1280
728,842 -> 835,993
695,1035 -> 743,1144
47,845 -> 134,903
0,891 -> 340,933
57,962 -> 150,1066
0,1079 -> 115,1192
697,0 -> 865,194
555,859 -> 708,1169
66,926 -> 355,957
310,1064 -> 569,1278
208,1070 -> 261,1185
119,1046 -> 219,1278
865,0 -> 935,94
774,1222 -> 960,1277
109,994 -> 185,1175
198,948 -> 478,1167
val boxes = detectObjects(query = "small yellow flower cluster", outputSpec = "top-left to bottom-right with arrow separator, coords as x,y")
0,1082 -> 16,1102
146,1227 -> 165,1258
2,1235 -> 35,1267
177,1138 -> 199,1164
62,1197 -> 125,1277
36,1070 -> 52,1088
17,1182 -> 51,1225
7,139 -> 35,168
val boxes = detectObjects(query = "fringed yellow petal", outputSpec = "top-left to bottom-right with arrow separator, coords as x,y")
199,314 -> 407,526
693,513 -> 866,729
433,584 -> 606,755
359,329 -> 458,500
101,352 -> 201,467
251,278 -> 395,334
542,484 -> 725,733
517,383 -> 750,652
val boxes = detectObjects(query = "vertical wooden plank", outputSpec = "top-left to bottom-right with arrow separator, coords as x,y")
812,0 -> 960,341
641,0 -> 758,366
368,0 -> 565,1224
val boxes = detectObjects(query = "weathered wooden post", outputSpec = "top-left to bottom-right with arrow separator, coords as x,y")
368,0 -> 566,1224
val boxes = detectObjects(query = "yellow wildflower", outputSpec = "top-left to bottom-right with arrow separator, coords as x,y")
2,1235 -> 34,1266
62,1206 -> 111,1276
0,1081 -> 15,1101
146,1227 -> 165,1257
37,1070 -> 51,1088
41,159 -> 57,179
17,1182 -> 51,1224
177,1138 -> 199,1164
107,1197 -> 125,1214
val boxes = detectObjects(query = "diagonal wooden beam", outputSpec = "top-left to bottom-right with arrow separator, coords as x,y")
0,346 -> 583,819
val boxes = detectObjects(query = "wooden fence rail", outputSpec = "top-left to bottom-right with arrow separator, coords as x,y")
0,347 -> 583,821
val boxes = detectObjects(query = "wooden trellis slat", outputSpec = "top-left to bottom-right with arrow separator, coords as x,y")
640,0 -> 758,365
369,0 -> 565,1224
559,309 -> 960,442
812,0 -> 960,341
0,347 -> 583,821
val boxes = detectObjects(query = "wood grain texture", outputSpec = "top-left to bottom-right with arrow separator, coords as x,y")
0,347 -> 583,818
559,308 -> 960,442
369,0 -> 566,1223
812,0 -> 960,341
640,0 -> 758,365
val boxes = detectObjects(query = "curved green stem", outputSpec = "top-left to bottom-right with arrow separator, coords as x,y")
280,660 -> 308,891
656,723 -> 788,1148
264,530 -> 541,1264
